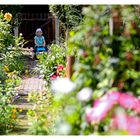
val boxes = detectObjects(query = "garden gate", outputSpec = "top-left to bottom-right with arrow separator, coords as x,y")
18,13 -> 55,48
15,5 -> 58,48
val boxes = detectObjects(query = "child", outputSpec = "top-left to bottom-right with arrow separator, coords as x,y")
33,28 -> 47,59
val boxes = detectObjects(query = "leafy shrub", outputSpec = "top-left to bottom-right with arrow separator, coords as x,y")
0,12 -> 14,54
0,11 -> 26,76
27,90 -> 61,135
36,44 -> 66,83
0,11 -> 26,134
2,48 -> 26,75
0,71 -> 22,134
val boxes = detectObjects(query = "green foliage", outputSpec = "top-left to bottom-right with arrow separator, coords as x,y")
0,11 -> 26,134
0,12 -> 14,53
27,44 -> 66,135
0,11 -> 27,75
36,44 -> 66,83
2,48 -> 26,75
49,5 -> 83,29
68,5 -> 140,95
27,90 -> 62,135
0,77 -> 20,134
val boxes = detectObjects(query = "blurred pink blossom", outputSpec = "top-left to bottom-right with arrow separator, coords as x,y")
126,115 -> 140,135
86,101 -> 112,122
86,91 -> 140,123
86,91 -> 120,122
93,91 -> 120,107
113,113 -> 140,135
118,93 -> 140,112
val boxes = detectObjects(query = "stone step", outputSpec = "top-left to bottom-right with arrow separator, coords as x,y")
18,114 -> 28,119
7,128 -> 28,135
14,103 -> 34,110
9,52 -> 47,135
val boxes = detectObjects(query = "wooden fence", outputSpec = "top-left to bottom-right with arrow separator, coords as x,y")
18,13 -> 55,48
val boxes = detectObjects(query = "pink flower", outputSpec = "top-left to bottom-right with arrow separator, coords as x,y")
126,116 -> 140,135
86,91 -> 140,124
57,65 -> 65,71
135,100 -> 140,113
86,91 -> 120,123
118,93 -> 139,111
113,114 -> 140,135
86,101 -> 113,123
93,91 -> 120,107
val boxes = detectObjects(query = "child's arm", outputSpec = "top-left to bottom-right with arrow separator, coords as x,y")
43,39 -> 46,47
34,39 -> 39,47
42,36 -> 46,47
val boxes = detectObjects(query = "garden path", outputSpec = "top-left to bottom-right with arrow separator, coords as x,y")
10,48 -> 46,135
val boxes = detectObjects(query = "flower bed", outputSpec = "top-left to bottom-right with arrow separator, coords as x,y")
0,11 -> 26,134
35,44 -> 66,83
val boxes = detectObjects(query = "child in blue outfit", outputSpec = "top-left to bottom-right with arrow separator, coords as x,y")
33,28 -> 48,59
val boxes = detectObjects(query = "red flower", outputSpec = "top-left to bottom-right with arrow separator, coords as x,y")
117,81 -> 124,89
125,52 -> 133,61
56,73 -> 60,77
57,65 -> 65,71
50,74 -> 59,80
82,51 -> 88,58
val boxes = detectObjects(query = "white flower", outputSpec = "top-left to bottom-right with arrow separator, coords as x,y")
28,122 -> 33,126
77,87 -> 93,101
19,33 -> 23,36
78,49 -> 84,56
51,56 -> 55,60
51,77 -> 76,94
64,105 -> 76,115
109,57 -> 119,64
56,122 -> 71,135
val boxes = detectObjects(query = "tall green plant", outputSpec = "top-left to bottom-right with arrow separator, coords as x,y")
0,11 -> 26,134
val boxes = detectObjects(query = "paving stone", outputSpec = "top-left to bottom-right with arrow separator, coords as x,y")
12,49 -> 47,135
18,77 -> 46,94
